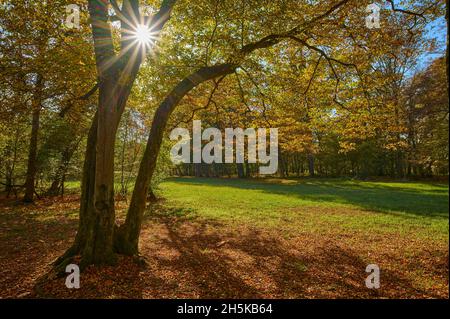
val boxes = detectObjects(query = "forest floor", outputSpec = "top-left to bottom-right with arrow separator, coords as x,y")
0,177 -> 448,299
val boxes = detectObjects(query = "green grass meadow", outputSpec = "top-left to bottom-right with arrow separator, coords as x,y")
157,178 -> 449,241
65,177 -> 449,241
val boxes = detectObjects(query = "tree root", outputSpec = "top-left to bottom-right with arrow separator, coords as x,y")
52,244 -> 79,267
113,225 -> 139,256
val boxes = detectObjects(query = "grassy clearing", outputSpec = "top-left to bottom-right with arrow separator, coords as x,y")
158,177 -> 449,241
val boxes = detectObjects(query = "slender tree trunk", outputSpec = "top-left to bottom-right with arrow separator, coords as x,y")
236,163 -> 245,178
245,162 -> 250,178
307,153 -> 315,177
194,163 -> 202,177
23,83 -> 42,203
8,128 -> 20,198
46,180 -> 61,196
46,143 -> 78,196
446,0 -> 449,93
61,173 -> 65,197
120,113 -> 130,197
4,129 -> 19,197
396,151 -> 405,178
4,175 -> 12,196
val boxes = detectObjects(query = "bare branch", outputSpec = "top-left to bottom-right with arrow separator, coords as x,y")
79,83 -> 100,101
239,0 -> 350,57
234,71 -> 253,115
148,0 -> 177,33
304,56 -> 323,95
59,83 -> 99,117
110,0 -> 123,15
170,75 -> 226,129
386,0 -> 427,22
289,36 -> 356,68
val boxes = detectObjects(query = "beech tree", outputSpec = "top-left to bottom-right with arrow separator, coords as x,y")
50,0 -> 445,269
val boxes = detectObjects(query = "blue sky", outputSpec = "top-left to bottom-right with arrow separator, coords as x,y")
419,15 -> 447,67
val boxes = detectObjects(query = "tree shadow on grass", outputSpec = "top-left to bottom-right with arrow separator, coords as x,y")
168,178 -> 449,219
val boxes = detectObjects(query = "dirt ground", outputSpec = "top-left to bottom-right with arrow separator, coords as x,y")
0,195 -> 448,299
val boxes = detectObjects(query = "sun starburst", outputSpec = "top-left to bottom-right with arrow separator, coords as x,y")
134,24 -> 156,46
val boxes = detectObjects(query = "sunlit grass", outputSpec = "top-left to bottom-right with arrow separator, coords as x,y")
158,177 -> 449,241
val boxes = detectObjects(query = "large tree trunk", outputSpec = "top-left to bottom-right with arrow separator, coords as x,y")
23,78 -> 43,203
82,79 -> 122,266
54,113 -> 98,268
55,95 -> 125,266
65,1 -> 139,267
55,0 -> 175,269
56,80 -> 138,268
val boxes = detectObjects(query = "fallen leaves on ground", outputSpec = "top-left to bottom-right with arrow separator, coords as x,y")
0,195 -> 448,299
